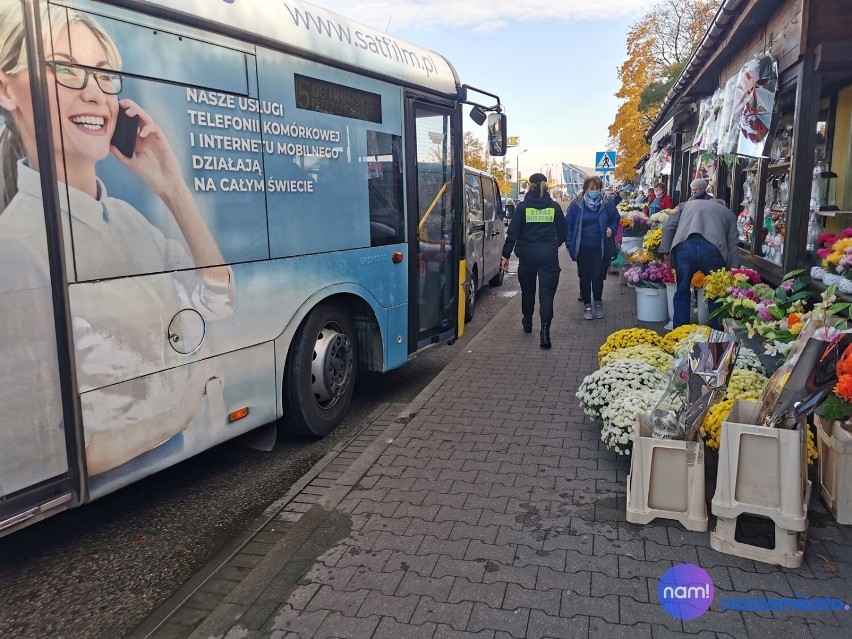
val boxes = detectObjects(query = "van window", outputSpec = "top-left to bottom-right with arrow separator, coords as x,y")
481,176 -> 498,222
465,173 -> 483,222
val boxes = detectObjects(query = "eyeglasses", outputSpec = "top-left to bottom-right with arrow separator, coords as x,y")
45,61 -> 122,95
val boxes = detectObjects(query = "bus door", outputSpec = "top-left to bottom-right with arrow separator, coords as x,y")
0,2 -> 78,532
406,97 -> 460,352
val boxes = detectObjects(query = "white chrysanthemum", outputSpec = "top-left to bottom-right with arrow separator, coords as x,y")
600,345 -> 674,374
733,346 -> 766,376
599,388 -> 665,455
577,360 -> 667,421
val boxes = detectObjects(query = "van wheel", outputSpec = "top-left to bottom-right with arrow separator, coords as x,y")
489,268 -> 504,287
464,272 -> 477,322
285,302 -> 356,437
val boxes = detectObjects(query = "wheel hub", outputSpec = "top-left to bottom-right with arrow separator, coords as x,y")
311,325 -> 354,406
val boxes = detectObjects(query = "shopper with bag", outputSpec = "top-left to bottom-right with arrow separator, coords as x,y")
565,176 -> 620,320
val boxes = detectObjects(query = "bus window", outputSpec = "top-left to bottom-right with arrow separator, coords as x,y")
367,132 -> 404,246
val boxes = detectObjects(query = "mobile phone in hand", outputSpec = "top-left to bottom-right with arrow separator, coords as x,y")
110,107 -> 139,158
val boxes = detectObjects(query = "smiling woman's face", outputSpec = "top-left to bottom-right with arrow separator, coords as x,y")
3,21 -> 118,177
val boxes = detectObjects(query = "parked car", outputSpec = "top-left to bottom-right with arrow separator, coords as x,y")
464,167 -> 507,321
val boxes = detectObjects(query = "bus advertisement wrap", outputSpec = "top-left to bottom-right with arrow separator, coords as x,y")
0,0 -> 411,504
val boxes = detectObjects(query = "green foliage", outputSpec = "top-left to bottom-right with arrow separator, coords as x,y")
638,60 -> 687,112
817,393 -> 852,421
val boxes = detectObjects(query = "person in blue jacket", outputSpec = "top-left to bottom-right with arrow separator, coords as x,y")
501,173 -> 567,349
565,176 -> 620,320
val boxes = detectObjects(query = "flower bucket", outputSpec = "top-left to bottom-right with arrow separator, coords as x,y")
696,288 -> 710,324
635,287 -> 668,322
621,236 -> 643,254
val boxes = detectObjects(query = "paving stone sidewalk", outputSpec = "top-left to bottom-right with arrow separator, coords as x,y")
134,254 -> 852,639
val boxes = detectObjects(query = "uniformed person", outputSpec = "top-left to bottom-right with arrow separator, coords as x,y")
501,173 -> 567,349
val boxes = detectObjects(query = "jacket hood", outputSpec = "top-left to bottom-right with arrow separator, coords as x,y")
522,193 -> 554,208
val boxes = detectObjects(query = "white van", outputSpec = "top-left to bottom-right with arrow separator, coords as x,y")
464,167 -> 507,320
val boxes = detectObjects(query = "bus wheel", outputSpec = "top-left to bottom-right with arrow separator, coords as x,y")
464,272 -> 477,322
285,302 -> 357,437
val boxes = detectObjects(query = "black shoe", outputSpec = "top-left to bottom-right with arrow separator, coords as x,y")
540,322 -> 552,349
522,316 -> 532,333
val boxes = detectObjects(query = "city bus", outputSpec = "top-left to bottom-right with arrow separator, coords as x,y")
0,0 -> 506,535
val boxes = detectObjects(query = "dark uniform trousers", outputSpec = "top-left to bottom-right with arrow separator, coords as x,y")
517,250 -> 561,323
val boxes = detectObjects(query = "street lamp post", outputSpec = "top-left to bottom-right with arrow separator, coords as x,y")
516,149 -> 528,199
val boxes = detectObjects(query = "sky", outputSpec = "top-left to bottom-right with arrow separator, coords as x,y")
313,0 -> 650,182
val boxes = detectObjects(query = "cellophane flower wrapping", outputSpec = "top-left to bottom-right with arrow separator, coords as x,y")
643,339 -> 738,441
757,309 -> 851,428
680,340 -> 739,441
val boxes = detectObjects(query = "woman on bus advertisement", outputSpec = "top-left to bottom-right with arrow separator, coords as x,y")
0,2 -> 235,496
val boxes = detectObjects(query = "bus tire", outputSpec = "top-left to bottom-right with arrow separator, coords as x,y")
285,302 -> 357,437
464,272 -> 477,322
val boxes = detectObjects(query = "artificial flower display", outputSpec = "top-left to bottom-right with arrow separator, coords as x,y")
599,344 -> 674,374
600,389 -> 664,455
597,328 -> 674,363
577,359 -> 666,421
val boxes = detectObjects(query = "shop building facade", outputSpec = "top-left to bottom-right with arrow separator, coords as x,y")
645,0 -> 852,283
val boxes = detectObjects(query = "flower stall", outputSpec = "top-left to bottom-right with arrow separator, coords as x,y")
581,306 -> 852,562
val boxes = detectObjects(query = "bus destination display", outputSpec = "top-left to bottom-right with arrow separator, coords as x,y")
295,74 -> 382,124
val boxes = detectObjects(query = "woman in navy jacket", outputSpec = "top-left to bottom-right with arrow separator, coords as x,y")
565,176 -> 620,319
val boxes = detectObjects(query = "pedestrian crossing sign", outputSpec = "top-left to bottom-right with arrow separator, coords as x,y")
595,151 -> 616,173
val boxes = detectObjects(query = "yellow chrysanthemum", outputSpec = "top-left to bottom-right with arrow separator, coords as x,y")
599,345 -> 674,374
597,329 -> 674,364
704,268 -> 735,299
701,399 -> 734,451
666,324 -> 711,344
725,369 -> 768,401
643,228 -> 663,255
628,250 -> 652,265
807,428 -> 818,465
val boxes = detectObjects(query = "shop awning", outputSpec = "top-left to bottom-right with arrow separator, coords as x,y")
650,117 -> 675,150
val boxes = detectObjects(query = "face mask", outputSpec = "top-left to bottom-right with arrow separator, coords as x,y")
654,189 -> 663,197
587,190 -> 602,202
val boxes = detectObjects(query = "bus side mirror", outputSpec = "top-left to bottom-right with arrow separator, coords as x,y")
487,113 -> 507,157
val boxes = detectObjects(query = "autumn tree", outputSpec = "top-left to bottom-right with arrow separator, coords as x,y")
609,0 -> 721,182
463,131 -> 487,171
489,162 -> 512,196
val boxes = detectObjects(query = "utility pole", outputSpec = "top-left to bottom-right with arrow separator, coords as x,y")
516,149 -> 528,200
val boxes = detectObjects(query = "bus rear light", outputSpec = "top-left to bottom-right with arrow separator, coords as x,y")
392,251 -> 404,264
229,407 -> 250,422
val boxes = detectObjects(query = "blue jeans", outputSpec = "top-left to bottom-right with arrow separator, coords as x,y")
672,235 -> 726,328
